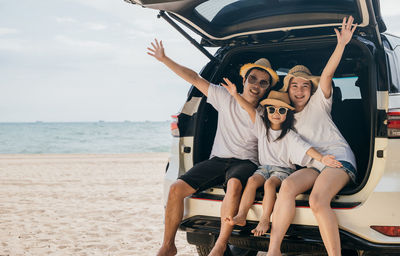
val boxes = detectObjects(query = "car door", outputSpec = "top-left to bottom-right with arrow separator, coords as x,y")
124,0 -> 386,46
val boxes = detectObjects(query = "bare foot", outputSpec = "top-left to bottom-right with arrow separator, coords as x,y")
225,214 -> 247,226
208,243 -> 226,256
251,218 -> 270,236
156,244 -> 177,256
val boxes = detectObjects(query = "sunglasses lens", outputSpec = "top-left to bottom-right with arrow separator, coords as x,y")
259,80 -> 269,89
267,106 -> 276,114
248,75 -> 257,84
278,107 -> 287,115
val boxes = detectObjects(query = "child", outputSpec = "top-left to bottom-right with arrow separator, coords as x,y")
221,78 -> 342,237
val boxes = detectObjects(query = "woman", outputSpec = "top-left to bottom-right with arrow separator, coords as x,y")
267,16 -> 357,256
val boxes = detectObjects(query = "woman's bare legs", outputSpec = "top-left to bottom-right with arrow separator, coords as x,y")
309,168 -> 350,256
225,174 -> 265,226
267,168 -> 319,256
252,176 -> 281,236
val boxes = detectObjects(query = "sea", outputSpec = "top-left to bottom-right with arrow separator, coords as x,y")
0,121 -> 171,154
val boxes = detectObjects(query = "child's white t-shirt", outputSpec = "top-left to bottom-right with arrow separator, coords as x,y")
254,113 -> 312,169
294,85 -> 357,171
207,83 -> 259,165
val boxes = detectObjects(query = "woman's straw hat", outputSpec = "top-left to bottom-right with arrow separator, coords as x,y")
260,91 -> 295,110
280,65 -> 320,92
239,58 -> 279,87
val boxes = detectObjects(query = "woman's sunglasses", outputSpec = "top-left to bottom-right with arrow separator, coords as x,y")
266,106 -> 288,115
247,75 -> 270,89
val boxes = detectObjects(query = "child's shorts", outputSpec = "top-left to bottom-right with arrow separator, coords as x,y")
254,165 -> 295,182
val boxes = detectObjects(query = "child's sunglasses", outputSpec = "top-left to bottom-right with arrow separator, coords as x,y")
266,106 -> 288,115
247,75 -> 270,89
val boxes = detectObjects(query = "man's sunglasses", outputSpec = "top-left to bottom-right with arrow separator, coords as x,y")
266,106 -> 288,115
247,75 -> 270,89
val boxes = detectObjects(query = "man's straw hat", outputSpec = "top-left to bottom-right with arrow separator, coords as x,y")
280,65 -> 320,92
240,58 -> 279,87
260,91 -> 294,110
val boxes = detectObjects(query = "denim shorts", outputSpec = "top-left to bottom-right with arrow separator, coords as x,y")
311,160 -> 357,184
254,165 -> 295,182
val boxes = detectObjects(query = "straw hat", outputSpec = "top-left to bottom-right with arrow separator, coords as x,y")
280,65 -> 320,92
260,91 -> 295,110
239,58 -> 279,87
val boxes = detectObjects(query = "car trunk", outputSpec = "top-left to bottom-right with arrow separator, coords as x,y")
191,35 -> 376,196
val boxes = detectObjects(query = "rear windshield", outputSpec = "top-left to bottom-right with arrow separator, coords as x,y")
195,0 -> 359,25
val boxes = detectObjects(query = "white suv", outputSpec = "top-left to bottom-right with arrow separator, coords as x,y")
127,0 -> 400,255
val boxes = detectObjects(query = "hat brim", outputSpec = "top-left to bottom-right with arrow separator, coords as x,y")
260,98 -> 295,110
240,63 -> 279,87
280,74 -> 320,93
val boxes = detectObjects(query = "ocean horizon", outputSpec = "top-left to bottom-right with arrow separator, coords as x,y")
0,121 -> 171,154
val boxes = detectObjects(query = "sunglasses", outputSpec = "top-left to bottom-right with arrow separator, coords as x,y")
266,106 -> 288,115
247,75 -> 270,89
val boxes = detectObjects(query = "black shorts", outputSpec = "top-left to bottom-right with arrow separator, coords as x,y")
178,157 -> 257,192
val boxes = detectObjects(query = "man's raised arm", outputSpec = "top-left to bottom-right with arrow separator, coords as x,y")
147,38 -> 210,97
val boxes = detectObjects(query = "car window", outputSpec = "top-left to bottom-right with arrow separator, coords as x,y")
385,50 -> 400,93
194,0 -> 359,25
333,77 -> 361,99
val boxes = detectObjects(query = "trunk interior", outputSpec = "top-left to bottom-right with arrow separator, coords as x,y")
192,37 -> 376,196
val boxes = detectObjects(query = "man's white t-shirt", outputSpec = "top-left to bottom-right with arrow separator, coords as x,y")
207,83 -> 259,165
254,113 -> 312,169
294,85 -> 357,171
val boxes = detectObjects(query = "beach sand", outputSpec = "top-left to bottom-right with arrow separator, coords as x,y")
0,154 -> 269,256
0,153 -> 198,256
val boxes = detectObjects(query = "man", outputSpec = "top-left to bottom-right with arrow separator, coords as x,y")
147,39 -> 279,256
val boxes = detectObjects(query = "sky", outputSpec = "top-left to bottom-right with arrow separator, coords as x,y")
0,0 -> 399,122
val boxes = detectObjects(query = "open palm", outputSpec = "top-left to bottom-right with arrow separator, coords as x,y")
147,38 -> 165,61
335,16 -> 357,46
221,77 -> 238,96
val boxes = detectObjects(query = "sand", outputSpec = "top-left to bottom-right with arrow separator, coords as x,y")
0,153 -> 198,256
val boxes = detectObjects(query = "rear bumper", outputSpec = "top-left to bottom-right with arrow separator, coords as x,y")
180,216 -> 400,254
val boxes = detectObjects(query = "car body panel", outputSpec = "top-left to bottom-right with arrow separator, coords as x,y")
125,0 -> 386,45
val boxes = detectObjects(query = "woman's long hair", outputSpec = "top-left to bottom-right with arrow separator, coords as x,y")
263,105 -> 295,141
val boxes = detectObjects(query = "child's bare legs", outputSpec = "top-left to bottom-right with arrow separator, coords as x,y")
225,174 -> 265,226
252,176 -> 281,236
309,168 -> 350,256
267,168 -> 318,256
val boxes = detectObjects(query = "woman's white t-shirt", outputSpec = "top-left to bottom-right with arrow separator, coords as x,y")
294,85 -> 357,171
254,113 -> 312,169
207,83 -> 259,165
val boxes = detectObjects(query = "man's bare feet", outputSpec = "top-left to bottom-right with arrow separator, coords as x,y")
251,218 -> 270,236
156,244 -> 177,256
224,214 -> 247,226
208,243 -> 226,256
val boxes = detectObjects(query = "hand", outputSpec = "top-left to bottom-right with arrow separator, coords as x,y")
334,16 -> 357,47
321,155 -> 343,168
147,38 -> 165,62
221,77 -> 238,96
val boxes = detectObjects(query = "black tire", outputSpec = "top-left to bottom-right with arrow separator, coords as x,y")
195,244 -> 258,256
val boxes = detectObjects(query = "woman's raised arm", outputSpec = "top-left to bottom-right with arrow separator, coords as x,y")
320,16 -> 357,98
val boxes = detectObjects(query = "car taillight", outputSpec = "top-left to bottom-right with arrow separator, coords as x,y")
171,114 -> 179,137
388,110 -> 400,138
371,226 -> 400,237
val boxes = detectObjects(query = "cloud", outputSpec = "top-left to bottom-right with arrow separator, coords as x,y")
381,0 -> 400,17
55,17 -> 77,23
55,35 -> 113,51
0,39 -> 24,51
84,22 -> 108,31
0,28 -> 19,36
